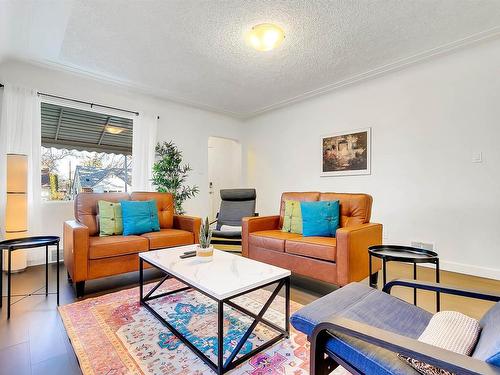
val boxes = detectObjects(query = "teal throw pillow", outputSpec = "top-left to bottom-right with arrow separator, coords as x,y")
121,200 -> 160,236
300,200 -> 339,237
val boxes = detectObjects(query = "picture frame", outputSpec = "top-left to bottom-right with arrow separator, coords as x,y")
321,127 -> 371,177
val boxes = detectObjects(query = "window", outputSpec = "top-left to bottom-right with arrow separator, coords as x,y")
40,102 -> 133,201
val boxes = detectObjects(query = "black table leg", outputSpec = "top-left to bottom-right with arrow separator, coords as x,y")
0,249 -> 3,308
139,258 -> 144,303
369,254 -> 373,287
7,249 -> 11,319
56,243 -> 60,305
413,261 -> 417,306
218,300 -> 224,375
382,258 -> 387,287
285,276 -> 290,337
45,245 -> 48,297
436,259 -> 440,312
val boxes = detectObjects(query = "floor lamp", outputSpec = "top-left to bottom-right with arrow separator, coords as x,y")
2,153 -> 28,272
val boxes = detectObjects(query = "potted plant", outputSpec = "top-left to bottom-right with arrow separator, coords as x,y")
197,217 -> 213,261
152,141 -> 199,214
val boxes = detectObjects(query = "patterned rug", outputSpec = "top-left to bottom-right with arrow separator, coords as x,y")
59,279 -> 311,374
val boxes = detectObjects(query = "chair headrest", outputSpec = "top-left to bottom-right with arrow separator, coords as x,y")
220,189 -> 256,201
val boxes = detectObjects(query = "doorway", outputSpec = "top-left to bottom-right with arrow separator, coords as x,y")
207,136 -> 242,220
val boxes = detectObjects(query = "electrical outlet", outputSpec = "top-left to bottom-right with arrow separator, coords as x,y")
50,249 -> 64,263
411,241 -> 423,249
420,242 -> 434,251
411,241 -> 434,251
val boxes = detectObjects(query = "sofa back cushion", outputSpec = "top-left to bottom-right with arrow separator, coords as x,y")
130,192 -> 174,229
279,192 -> 320,228
75,192 -> 130,236
473,301 -> 500,366
319,193 -> 372,227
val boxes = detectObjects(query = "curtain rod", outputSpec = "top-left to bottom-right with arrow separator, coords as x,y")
0,83 -> 139,116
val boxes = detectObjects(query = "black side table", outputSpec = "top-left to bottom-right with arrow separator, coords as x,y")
0,236 -> 60,319
368,244 -> 440,311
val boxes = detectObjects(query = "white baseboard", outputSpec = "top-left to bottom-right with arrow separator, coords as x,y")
418,260 -> 500,281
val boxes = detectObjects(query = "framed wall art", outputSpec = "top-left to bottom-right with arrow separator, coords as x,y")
321,127 -> 371,176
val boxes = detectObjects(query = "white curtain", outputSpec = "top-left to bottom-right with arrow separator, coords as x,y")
132,113 -> 158,192
0,84 -> 42,239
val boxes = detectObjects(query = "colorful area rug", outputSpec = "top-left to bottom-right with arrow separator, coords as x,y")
59,279 -> 311,374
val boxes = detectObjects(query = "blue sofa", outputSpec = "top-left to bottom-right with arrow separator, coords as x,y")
290,280 -> 500,375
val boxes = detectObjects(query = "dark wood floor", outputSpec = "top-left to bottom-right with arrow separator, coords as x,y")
0,262 -> 338,375
1,261 -> 498,375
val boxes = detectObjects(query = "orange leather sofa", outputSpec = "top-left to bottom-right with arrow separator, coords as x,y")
242,192 -> 382,286
64,191 -> 201,297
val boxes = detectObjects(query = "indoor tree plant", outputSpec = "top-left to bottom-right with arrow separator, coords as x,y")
152,141 -> 199,214
197,217 -> 213,261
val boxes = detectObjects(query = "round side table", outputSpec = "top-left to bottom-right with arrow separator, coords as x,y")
368,244 -> 440,311
0,236 -> 60,319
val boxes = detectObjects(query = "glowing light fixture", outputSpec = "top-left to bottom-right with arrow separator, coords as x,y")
246,23 -> 285,52
3,154 -> 28,272
106,125 -> 124,135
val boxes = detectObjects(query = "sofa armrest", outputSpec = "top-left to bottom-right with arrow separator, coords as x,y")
310,317 -> 496,375
336,223 -> 383,285
173,215 -> 202,244
242,215 -> 280,257
63,220 -> 89,282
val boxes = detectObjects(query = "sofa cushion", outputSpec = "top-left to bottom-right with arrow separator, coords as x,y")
301,200 -> 339,237
285,236 -> 336,262
249,230 -> 301,252
89,235 -> 149,259
97,200 -> 123,236
319,193 -> 372,227
291,282 -> 432,375
279,192 -> 320,228
473,301 -> 500,366
75,192 -> 130,236
130,192 -> 174,229
282,200 -> 303,234
121,200 -> 161,235
141,229 -> 194,250
399,311 -> 481,375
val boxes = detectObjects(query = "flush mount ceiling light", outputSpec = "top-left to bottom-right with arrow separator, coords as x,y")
106,125 -> 124,134
246,23 -> 285,52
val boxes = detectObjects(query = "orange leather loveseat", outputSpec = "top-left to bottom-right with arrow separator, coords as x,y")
64,192 -> 201,297
242,192 -> 382,286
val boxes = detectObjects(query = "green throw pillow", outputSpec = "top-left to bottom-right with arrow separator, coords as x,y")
98,200 -> 123,236
282,200 -> 302,234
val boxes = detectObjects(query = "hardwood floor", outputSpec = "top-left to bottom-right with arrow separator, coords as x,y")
0,260 -> 498,375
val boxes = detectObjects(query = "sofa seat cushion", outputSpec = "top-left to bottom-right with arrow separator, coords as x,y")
141,229 -> 194,250
291,282 -> 432,375
285,236 -> 336,262
249,230 -> 302,252
89,235 -> 149,259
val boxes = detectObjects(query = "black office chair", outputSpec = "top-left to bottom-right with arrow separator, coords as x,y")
211,189 -> 257,246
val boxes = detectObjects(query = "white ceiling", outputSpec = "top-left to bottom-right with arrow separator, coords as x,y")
2,0 -> 500,118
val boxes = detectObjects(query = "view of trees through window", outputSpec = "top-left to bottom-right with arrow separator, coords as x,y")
41,146 -> 132,201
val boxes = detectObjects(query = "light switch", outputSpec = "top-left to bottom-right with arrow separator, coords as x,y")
471,152 -> 483,163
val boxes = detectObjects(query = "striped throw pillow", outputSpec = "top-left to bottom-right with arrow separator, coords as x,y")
399,311 -> 481,375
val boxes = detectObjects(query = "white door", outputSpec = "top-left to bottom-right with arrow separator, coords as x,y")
207,137 -> 242,221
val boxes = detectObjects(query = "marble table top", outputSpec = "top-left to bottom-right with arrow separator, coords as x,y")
139,245 -> 291,300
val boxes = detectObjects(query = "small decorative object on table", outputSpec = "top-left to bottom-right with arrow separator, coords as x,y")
197,217 -> 214,262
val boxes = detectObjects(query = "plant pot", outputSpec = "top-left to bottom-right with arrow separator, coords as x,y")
196,245 -> 214,262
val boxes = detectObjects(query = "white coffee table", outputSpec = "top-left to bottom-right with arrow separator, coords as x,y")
139,245 -> 291,375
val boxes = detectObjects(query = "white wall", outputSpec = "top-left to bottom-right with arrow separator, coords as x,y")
0,59 -> 243,264
243,38 -> 500,280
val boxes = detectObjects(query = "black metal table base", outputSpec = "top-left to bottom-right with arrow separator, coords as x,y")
368,245 -> 440,312
0,236 -> 60,319
139,258 -> 290,375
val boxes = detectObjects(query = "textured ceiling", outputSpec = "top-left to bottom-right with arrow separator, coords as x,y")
2,0 -> 500,117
